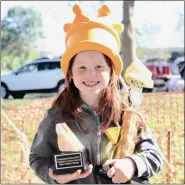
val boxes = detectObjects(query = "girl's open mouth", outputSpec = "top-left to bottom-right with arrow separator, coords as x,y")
83,81 -> 100,87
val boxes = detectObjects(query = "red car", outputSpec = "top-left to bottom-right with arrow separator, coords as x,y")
143,58 -> 179,92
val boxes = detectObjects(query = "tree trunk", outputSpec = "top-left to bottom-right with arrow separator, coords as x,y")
121,0 -> 135,77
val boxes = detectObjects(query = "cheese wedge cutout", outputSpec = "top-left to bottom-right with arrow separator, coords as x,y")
56,123 -> 84,151
104,127 -> 121,144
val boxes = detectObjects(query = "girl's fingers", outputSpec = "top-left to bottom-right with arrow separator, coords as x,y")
48,168 -> 56,180
107,166 -> 116,178
72,169 -> 82,180
48,165 -> 93,184
112,174 -> 120,184
48,168 -> 81,183
103,159 -> 116,167
79,164 -> 93,179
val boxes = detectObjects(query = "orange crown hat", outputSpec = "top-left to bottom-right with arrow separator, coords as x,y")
61,4 -> 124,76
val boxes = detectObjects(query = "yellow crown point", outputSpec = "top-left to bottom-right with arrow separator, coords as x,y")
73,4 -> 82,14
63,23 -> 73,33
113,23 -> 124,34
73,4 -> 89,23
97,5 -> 111,17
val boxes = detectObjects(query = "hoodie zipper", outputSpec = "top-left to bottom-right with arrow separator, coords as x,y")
95,115 -> 102,184
97,124 -> 101,165
93,113 -> 102,165
91,111 -> 103,183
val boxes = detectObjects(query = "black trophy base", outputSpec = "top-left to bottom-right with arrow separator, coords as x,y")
53,149 -> 89,175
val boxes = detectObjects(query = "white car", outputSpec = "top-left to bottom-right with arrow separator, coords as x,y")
1,57 -> 65,99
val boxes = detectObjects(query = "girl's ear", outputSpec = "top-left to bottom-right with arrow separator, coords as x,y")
69,74 -> 73,82
67,70 -> 73,81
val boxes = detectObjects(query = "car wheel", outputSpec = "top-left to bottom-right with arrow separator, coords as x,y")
57,80 -> 65,93
143,88 -> 153,93
1,83 -> 9,99
12,92 -> 25,99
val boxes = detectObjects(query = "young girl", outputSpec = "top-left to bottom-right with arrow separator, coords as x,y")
29,4 -> 163,184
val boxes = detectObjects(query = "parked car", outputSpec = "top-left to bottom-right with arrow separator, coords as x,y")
1,57 -> 65,99
166,56 -> 184,92
143,57 -> 183,92
143,58 -> 171,92
175,56 -> 185,79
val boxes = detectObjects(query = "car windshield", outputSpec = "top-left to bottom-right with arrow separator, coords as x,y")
10,65 -> 24,74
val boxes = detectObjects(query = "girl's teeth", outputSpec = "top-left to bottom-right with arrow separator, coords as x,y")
84,82 -> 98,86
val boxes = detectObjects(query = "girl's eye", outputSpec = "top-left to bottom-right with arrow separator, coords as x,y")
96,65 -> 103,69
78,66 -> 86,70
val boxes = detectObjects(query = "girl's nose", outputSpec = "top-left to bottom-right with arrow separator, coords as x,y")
88,69 -> 96,78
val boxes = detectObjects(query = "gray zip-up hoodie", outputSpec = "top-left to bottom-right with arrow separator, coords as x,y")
29,105 -> 163,184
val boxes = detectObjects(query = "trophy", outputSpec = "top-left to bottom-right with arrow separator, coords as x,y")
95,58 -> 153,184
53,123 -> 89,175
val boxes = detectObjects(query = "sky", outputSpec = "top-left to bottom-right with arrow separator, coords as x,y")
1,1 -> 184,57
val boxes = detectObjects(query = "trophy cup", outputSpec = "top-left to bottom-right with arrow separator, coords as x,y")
53,123 -> 89,175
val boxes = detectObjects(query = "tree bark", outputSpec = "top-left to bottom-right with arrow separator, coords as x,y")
121,0 -> 135,77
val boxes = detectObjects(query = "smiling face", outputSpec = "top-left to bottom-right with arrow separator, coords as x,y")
71,51 -> 111,100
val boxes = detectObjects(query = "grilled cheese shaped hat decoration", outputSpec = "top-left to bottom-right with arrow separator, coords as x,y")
61,4 -> 124,76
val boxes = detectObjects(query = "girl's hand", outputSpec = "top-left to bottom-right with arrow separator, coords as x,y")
48,164 -> 93,184
103,158 -> 136,184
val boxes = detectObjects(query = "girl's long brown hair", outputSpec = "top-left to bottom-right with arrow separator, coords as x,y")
51,53 -> 130,130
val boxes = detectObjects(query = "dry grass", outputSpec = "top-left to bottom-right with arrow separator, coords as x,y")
1,92 -> 184,184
